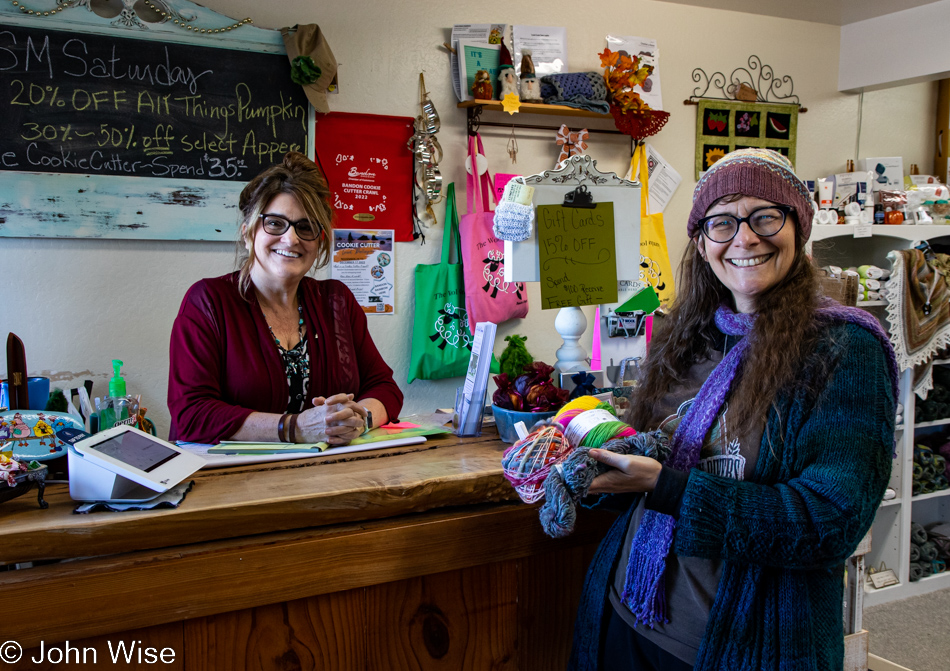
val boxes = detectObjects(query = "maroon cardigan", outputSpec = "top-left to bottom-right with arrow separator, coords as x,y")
168,272 -> 403,443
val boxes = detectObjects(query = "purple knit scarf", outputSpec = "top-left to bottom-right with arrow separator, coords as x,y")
621,302 -> 898,627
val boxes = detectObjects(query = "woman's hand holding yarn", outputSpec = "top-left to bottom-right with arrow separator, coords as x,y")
587,451 -> 662,495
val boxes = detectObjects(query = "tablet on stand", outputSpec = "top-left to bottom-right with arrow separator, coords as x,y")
65,425 -> 205,503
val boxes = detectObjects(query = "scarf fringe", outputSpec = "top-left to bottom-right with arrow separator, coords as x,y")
621,510 -> 675,628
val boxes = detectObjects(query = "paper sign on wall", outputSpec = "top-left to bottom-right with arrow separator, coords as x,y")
331,229 -> 395,314
537,203 -> 618,310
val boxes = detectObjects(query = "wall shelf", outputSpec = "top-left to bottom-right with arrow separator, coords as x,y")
458,100 -> 627,138
458,100 -> 612,119
811,224 -> 950,242
912,489 -> 950,503
912,418 -> 950,429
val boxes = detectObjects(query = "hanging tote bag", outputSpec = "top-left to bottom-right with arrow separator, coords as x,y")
459,134 -> 529,333
631,143 -> 676,304
408,184 -> 476,383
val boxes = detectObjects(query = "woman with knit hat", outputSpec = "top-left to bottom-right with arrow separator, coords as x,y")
568,148 -> 898,671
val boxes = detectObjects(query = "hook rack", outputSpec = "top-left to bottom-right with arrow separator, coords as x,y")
683,55 -> 808,113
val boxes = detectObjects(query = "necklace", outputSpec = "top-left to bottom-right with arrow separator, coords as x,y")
265,299 -> 305,350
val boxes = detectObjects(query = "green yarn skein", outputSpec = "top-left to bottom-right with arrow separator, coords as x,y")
290,56 -> 322,85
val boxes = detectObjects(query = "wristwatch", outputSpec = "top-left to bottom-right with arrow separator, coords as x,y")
363,407 -> 373,434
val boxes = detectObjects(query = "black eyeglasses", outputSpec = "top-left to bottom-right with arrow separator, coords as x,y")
258,213 -> 323,241
698,204 -> 791,243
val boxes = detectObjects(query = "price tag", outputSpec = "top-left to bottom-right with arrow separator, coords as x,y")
853,224 -> 872,239
868,569 -> 899,589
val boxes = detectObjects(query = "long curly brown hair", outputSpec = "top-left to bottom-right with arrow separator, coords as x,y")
235,151 -> 334,299
625,209 -> 824,442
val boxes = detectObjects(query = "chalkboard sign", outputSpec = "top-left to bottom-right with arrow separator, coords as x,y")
0,22 -> 308,182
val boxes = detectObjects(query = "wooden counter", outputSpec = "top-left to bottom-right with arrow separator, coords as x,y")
0,430 -> 616,670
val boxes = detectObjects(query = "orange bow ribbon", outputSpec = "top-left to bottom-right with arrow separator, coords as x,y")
555,124 -> 589,165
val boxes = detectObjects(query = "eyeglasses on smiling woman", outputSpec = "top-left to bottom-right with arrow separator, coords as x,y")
697,204 -> 792,243
258,213 -> 325,241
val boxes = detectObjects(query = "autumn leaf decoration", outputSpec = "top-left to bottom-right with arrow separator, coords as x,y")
600,48 -> 654,115
599,48 -> 670,141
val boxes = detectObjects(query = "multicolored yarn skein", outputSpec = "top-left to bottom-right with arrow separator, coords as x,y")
552,396 -> 636,449
539,430 -> 671,538
533,397 -> 670,538
501,397 -> 630,504
501,421 -> 571,504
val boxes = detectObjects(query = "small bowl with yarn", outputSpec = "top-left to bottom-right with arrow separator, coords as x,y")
492,360 -> 570,444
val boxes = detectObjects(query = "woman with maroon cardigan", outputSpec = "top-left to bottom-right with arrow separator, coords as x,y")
168,152 -> 403,445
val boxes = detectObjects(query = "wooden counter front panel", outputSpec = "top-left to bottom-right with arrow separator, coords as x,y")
9,514 -> 604,670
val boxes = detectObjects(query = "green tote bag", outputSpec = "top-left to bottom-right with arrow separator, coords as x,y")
408,183 -> 475,383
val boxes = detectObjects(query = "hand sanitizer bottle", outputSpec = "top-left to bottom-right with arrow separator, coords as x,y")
99,359 -> 132,430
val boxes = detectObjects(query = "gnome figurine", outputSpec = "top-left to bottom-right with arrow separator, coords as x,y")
519,48 -> 542,102
497,38 -> 519,99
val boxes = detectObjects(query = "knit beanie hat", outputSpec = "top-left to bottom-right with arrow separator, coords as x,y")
687,148 -> 814,242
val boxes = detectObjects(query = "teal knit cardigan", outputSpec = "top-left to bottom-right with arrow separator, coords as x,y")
569,321 -> 897,671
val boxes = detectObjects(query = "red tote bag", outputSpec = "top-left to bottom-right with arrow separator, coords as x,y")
460,134 -> 528,333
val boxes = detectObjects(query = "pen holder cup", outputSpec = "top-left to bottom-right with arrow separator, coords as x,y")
492,406 -> 556,444
1,377 -> 50,411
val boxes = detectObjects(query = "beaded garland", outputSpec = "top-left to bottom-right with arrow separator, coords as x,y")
6,0 -> 253,34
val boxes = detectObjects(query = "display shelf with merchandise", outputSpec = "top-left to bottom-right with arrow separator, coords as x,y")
458,100 -> 627,140
810,226 -> 950,606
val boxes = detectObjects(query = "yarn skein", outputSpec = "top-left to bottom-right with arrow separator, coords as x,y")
501,422 -> 571,503
539,431 -> 671,538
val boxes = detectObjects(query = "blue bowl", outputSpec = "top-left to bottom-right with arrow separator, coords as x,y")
492,405 -> 556,443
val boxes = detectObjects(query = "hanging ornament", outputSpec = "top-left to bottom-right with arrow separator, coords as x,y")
507,127 -> 519,164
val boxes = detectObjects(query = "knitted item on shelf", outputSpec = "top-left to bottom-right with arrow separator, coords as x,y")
883,248 -> 950,397
539,72 -> 610,114
919,541 -> 939,562
911,521 -> 929,545
928,522 -> 950,558
910,543 -> 920,562
910,562 -> 924,582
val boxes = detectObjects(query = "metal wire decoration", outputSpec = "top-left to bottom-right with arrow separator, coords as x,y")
685,55 -> 807,112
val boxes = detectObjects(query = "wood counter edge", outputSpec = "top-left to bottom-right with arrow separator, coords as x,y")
0,436 -> 516,564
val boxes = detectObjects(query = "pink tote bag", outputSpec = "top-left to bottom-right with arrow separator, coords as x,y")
459,134 -> 528,333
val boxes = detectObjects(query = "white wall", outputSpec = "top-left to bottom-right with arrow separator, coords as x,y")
0,0 -> 937,438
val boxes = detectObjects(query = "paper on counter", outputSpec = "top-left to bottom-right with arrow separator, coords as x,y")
623,143 -> 682,214
450,23 -> 507,101
512,26 -> 567,78
605,35 -> 663,111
